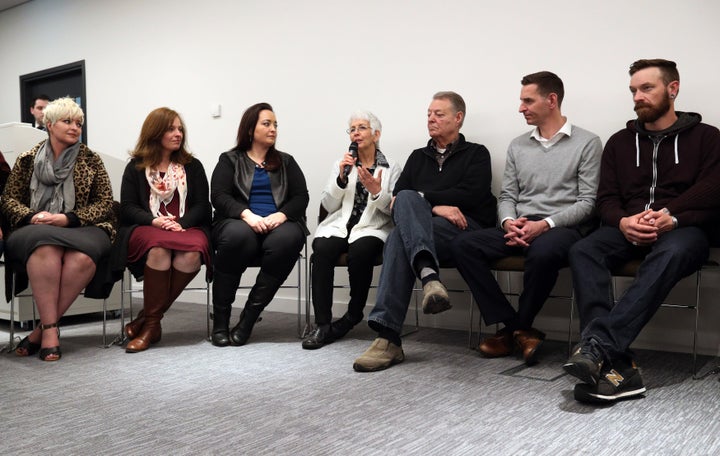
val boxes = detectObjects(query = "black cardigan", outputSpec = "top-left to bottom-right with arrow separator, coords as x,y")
210,149 -> 309,234
110,157 -> 212,281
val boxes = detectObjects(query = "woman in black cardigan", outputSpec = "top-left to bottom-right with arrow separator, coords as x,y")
210,102 -> 308,347
119,107 -> 211,353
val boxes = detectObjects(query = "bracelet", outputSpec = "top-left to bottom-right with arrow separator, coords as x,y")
671,216 -> 678,229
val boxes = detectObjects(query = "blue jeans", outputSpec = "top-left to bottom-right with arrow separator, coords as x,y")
451,225 -> 581,328
570,226 -> 709,361
367,190 -> 482,334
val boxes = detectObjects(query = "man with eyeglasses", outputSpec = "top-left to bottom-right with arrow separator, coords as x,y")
450,71 -> 602,366
353,91 -> 496,372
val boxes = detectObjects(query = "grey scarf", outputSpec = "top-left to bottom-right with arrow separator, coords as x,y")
30,140 -> 80,213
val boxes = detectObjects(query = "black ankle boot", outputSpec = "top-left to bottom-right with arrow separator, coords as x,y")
228,271 -> 283,346
229,306 -> 262,346
211,305 -> 231,347
211,270 -> 242,347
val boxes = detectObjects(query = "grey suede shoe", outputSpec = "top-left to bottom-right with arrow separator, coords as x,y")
421,280 -> 451,314
353,338 -> 405,372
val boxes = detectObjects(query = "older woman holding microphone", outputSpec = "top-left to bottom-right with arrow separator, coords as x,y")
302,111 -> 401,349
3,97 -> 116,361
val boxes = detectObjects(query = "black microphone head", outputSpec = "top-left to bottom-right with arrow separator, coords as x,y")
343,141 -> 359,178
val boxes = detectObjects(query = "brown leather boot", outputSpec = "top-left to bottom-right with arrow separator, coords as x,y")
124,310 -> 144,340
125,268 -> 199,344
164,268 -> 200,314
126,266 -> 171,353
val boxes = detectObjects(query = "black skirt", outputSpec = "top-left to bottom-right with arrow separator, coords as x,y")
6,225 -> 111,265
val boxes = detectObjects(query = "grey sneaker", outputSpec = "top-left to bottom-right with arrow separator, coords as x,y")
574,361 -> 646,403
563,341 -> 604,385
421,280 -> 451,314
353,338 -> 405,372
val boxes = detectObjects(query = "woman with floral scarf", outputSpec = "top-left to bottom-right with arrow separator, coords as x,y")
118,107 -> 211,353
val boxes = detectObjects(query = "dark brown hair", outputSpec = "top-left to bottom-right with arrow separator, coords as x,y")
234,102 -> 281,171
629,59 -> 679,85
521,71 -> 564,107
131,107 -> 192,169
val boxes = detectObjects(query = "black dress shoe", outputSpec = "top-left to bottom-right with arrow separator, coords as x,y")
302,326 -> 334,350
330,316 -> 354,340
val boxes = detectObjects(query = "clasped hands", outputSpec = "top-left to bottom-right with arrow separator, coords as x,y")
152,215 -> 183,232
31,211 -> 69,227
503,217 -> 550,247
242,210 -> 287,234
620,209 -> 675,246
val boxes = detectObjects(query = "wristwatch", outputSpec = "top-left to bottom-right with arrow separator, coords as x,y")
661,208 -> 678,229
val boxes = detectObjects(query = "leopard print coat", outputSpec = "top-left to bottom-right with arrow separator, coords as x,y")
1,140 -> 117,242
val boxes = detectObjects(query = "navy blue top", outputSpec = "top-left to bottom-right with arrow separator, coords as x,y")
249,167 -> 277,216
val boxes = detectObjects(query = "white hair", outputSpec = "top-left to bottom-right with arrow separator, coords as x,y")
348,110 -> 382,147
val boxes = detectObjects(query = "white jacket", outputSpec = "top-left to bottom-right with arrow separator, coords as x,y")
314,152 -> 401,243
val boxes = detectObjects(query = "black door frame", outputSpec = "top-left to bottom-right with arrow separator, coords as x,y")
20,60 -> 87,142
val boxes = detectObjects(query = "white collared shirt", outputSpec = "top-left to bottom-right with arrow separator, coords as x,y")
531,120 -> 573,149
505,121 -> 574,229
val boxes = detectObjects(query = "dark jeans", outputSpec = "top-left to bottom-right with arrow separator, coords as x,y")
212,219 -> 306,308
311,235 -> 384,325
451,225 -> 581,329
367,190 -> 482,334
570,226 -> 709,361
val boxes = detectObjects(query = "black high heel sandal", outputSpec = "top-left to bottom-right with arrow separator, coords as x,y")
38,323 -> 61,362
15,335 -> 41,357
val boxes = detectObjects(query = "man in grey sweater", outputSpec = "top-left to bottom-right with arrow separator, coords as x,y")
451,71 -> 602,365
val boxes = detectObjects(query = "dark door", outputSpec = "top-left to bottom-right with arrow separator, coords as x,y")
20,60 -> 87,143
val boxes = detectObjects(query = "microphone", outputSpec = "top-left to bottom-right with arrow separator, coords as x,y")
343,141 -> 359,179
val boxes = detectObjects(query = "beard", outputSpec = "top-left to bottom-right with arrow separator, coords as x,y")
634,92 -> 671,123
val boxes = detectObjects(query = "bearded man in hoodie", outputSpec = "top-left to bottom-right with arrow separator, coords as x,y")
563,59 -> 720,403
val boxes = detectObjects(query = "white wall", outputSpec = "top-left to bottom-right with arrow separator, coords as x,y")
1,0 -> 719,356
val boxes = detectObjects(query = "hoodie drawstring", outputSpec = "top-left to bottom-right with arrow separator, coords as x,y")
635,132 -> 680,166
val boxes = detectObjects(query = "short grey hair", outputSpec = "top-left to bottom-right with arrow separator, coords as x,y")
432,91 -> 466,128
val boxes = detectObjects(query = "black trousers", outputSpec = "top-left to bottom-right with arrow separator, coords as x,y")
311,235 -> 384,326
212,219 -> 305,309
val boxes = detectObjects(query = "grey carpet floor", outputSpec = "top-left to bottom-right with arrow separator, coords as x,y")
1,302 -> 720,456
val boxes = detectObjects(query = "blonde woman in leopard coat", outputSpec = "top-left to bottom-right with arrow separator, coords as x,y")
2,97 -> 116,362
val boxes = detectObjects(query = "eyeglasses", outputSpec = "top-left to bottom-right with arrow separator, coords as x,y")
346,125 -> 370,134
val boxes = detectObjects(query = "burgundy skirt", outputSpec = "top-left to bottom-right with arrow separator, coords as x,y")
128,226 -> 211,267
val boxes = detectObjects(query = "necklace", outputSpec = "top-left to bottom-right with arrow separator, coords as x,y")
247,152 -> 267,168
